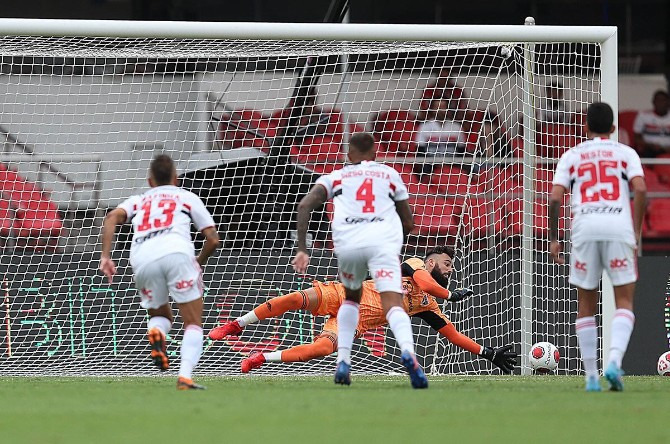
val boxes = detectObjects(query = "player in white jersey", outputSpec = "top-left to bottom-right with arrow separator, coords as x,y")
99,154 -> 220,390
291,132 -> 428,388
549,102 -> 647,392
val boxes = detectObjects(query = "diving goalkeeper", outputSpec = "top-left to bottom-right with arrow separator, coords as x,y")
209,246 -> 517,373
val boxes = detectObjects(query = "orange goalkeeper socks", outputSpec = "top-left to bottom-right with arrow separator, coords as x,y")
253,291 -> 309,321
278,337 -> 337,363
438,322 -> 483,355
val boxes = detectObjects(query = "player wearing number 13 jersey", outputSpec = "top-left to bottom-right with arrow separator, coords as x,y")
99,154 -> 220,390
550,102 -> 647,392
291,132 -> 427,388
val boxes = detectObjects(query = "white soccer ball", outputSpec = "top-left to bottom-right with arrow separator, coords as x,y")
657,351 -> 670,376
529,341 -> 560,374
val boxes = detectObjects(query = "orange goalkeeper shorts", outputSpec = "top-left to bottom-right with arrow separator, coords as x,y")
312,280 -> 387,339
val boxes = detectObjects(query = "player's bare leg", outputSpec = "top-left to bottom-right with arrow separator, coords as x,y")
381,291 -> 428,389
147,304 -> 173,371
576,287 -> 600,391
605,282 -> 636,391
176,297 -> 206,390
334,287 -> 361,385
242,335 -> 336,373
209,289 -> 318,340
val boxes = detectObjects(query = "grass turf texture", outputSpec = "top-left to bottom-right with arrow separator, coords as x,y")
1,375 -> 666,444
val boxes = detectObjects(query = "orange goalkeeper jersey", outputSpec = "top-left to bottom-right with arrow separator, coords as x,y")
401,256 -> 448,319
311,258 -> 449,338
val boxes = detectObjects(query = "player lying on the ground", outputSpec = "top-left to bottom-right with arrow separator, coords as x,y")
209,246 -> 517,374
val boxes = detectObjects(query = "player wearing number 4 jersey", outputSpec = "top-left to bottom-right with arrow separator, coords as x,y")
550,102 -> 647,392
291,132 -> 427,388
100,154 -> 220,390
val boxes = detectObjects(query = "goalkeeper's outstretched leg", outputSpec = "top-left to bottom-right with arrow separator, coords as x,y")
209,288 -> 318,341
241,334 -> 337,373
209,286 -> 337,373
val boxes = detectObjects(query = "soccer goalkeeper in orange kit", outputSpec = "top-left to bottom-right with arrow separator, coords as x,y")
209,246 -> 517,373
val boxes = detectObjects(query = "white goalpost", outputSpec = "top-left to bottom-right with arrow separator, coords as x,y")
0,18 -> 617,376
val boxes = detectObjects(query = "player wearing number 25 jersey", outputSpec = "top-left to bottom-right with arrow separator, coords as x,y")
100,154 -> 220,390
552,122 -> 644,288
291,132 -> 427,388
550,102 -> 646,392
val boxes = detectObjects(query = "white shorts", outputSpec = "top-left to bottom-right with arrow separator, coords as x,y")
569,240 -> 638,290
335,245 -> 402,294
133,253 -> 203,309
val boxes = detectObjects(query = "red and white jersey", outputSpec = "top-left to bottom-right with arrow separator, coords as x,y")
316,161 -> 409,250
117,185 -> 216,268
633,110 -> 670,148
416,120 -> 466,155
553,137 -> 644,246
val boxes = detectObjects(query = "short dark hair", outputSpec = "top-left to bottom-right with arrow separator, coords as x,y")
653,90 -> 669,101
425,246 -> 455,261
586,102 -> 614,134
349,132 -> 376,154
150,154 -> 176,186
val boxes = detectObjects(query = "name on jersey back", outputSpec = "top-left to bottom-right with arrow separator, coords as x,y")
341,169 -> 392,180
579,149 -> 614,160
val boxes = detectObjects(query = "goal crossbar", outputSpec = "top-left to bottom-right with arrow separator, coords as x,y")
0,18 -> 616,43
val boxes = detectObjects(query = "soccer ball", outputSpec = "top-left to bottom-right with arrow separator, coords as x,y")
529,341 -> 560,374
657,351 -> 670,376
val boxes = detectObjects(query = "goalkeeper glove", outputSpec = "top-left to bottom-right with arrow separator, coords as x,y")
448,288 -> 473,302
481,345 -> 517,374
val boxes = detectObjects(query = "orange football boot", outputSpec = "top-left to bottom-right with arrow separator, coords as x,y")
147,328 -> 169,371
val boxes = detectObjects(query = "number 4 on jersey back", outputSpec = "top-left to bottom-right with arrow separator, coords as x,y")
355,178 -> 376,213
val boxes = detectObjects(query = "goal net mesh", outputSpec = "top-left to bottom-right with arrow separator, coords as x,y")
0,33 -> 602,376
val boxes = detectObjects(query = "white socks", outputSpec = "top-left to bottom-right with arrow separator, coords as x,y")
575,309 -> 635,378
609,309 -> 635,368
263,351 -> 282,362
336,300 -> 360,365
237,311 -> 259,328
179,325 -> 203,380
575,316 -> 598,379
336,303 -> 416,365
148,316 -> 171,336
386,306 -> 416,356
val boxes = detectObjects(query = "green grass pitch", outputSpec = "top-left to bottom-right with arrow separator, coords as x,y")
1,375 -> 666,444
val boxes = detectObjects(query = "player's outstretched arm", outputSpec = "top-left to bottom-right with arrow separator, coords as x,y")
402,265 -> 472,302
196,227 -> 220,266
99,208 -> 127,283
548,184 -> 566,264
415,311 -> 517,374
292,185 -> 327,273
438,321 -> 517,373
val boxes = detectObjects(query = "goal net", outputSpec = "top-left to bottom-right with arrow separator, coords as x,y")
0,20 -> 615,376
